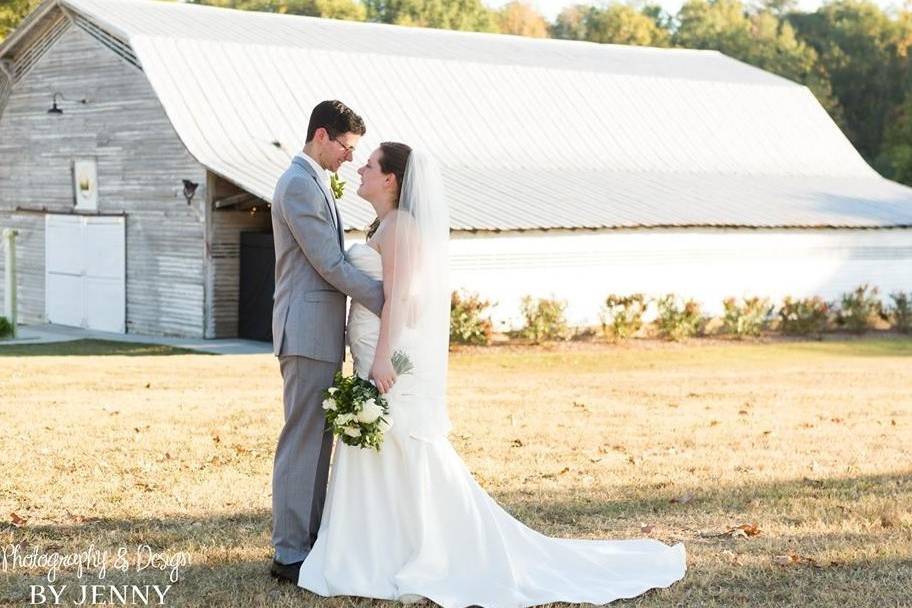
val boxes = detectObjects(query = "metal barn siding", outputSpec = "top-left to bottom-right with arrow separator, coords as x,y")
15,0 -> 909,231
443,229 -> 912,328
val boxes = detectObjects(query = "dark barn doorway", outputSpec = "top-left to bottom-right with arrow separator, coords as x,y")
238,231 -> 275,342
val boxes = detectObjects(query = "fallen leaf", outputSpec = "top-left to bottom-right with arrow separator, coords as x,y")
670,492 -> 694,505
721,523 -> 761,539
640,524 -> 654,534
774,554 -> 797,566
880,508 -> 901,528
558,467 -> 570,475
738,410 -> 749,416
145,383 -> 151,389
510,439 -> 523,448
9,512 -> 27,527
774,553 -> 819,567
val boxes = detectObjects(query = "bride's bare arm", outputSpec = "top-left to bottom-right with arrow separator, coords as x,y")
370,212 -> 418,393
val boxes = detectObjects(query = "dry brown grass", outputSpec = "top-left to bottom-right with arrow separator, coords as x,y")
1,337 -> 911,607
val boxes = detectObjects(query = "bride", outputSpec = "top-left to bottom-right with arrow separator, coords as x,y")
296,143 -> 686,607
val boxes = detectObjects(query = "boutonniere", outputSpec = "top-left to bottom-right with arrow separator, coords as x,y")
330,173 -> 346,200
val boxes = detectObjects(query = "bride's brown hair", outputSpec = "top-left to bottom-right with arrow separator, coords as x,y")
367,142 -> 412,239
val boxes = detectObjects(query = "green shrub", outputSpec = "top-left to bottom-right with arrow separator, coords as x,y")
836,284 -> 883,334
655,294 -> 704,341
722,296 -> 773,338
888,292 -> 912,334
599,294 -> 648,340
778,296 -> 830,336
450,291 -> 494,346
0,316 -> 12,339
519,296 -> 569,343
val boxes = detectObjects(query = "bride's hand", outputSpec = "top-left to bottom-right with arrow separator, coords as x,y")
370,356 -> 397,394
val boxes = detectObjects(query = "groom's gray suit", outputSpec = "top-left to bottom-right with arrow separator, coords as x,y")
271,154 -> 383,565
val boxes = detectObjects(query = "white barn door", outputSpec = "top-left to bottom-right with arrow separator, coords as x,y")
45,215 -> 125,332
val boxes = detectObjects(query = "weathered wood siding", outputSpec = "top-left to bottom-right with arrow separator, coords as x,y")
0,212 -> 45,325
204,176 -> 271,338
0,24 -> 209,336
0,70 -> 10,116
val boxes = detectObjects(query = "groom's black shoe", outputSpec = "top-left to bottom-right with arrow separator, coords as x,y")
270,559 -> 303,584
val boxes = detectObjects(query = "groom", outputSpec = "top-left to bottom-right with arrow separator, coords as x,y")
270,100 -> 384,583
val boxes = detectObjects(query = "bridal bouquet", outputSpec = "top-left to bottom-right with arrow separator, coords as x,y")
322,351 -> 414,451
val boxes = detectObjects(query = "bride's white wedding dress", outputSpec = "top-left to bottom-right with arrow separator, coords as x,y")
297,242 -> 686,607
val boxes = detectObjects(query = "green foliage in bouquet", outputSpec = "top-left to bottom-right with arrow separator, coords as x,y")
322,351 -> 413,451
519,296 -> 569,343
656,294 -> 704,341
836,284 -> 883,334
887,292 -> 912,334
722,296 -> 773,338
599,294 -> 647,340
450,290 -> 494,346
0,316 -> 12,339
778,296 -> 830,336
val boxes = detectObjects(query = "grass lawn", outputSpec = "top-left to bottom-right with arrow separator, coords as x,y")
0,337 -> 910,607
0,339 -> 207,357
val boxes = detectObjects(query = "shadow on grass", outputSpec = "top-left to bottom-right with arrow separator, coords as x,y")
0,339 -> 214,357
1,470 -> 910,607
495,470 -> 912,527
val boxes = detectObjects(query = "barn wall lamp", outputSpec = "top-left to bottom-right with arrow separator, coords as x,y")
182,180 -> 199,205
48,92 -> 87,115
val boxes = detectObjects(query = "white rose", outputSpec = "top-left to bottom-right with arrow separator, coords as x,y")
322,398 -> 336,411
343,426 -> 361,438
328,387 -> 338,395
356,400 -> 383,424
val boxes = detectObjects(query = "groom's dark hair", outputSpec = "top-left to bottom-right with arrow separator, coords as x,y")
306,100 -> 366,142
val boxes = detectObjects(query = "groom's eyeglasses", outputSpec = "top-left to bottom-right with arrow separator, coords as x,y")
331,137 -> 356,157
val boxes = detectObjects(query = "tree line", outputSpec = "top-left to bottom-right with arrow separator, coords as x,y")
3,0 -> 912,184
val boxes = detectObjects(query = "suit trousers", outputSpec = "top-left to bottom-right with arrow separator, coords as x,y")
272,355 -> 339,564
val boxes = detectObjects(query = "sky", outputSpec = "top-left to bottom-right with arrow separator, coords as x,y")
485,0 -> 907,22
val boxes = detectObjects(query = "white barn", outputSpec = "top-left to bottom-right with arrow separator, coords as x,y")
1,0 -> 910,338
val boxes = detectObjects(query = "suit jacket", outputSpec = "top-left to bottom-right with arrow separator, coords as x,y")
271,156 -> 384,362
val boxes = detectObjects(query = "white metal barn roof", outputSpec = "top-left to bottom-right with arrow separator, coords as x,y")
4,0 -> 912,230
